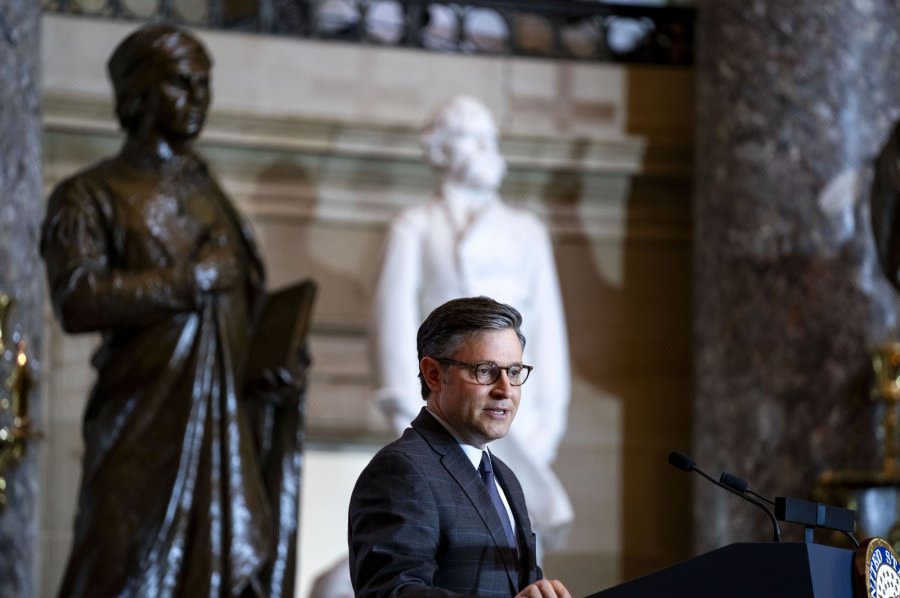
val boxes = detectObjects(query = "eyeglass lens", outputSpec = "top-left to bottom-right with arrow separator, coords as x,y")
474,363 -> 528,385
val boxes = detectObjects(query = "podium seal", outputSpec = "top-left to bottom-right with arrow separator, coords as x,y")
855,537 -> 900,598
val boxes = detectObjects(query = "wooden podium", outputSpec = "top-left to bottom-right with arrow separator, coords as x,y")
586,543 -> 853,598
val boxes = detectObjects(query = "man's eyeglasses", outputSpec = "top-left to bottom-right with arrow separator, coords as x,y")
436,358 -> 533,386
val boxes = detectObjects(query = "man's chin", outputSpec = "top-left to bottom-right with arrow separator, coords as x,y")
481,421 -> 513,442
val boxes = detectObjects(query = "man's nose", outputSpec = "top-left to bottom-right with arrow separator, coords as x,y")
491,370 -> 513,394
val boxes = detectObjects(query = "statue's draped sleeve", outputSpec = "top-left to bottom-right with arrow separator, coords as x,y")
518,216 -> 570,465
370,210 -> 425,431
40,168 -> 196,333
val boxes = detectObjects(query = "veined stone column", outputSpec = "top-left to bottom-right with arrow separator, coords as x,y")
0,2 -> 42,597
694,1 -> 900,549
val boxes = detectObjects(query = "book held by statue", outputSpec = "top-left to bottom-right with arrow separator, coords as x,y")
244,279 -> 317,384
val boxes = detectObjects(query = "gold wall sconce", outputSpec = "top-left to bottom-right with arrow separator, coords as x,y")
0,293 -> 38,512
817,341 -> 900,549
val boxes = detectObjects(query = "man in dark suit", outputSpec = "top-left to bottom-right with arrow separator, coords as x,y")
349,296 -> 571,598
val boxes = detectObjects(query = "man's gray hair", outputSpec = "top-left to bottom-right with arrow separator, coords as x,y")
416,296 -> 525,399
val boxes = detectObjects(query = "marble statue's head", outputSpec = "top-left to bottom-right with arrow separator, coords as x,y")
421,95 -> 507,192
108,23 -> 212,139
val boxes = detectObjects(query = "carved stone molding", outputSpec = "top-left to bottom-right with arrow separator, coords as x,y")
43,92 -> 691,242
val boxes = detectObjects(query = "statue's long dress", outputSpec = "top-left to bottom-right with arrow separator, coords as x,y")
41,151 -> 273,598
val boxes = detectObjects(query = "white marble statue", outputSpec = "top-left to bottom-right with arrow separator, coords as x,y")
307,95 -> 573,598
370,94 -> 574,546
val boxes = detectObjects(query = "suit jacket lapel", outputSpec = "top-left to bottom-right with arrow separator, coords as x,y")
411,409 -> 522,590
494,460 -> 539,583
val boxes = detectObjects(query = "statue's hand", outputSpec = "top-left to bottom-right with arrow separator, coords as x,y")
192,234 -> 240,294
261,366 -> 306,392
248,362 -> 309,407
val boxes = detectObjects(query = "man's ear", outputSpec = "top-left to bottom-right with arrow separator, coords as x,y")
420,356 -> 443,394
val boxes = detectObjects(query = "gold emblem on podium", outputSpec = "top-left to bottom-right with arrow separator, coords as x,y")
855,537 -> 900,598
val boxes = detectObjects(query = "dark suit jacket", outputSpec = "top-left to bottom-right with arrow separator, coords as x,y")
348,408 -> 543,598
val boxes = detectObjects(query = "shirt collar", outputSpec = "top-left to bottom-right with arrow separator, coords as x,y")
426,407 -> 489,470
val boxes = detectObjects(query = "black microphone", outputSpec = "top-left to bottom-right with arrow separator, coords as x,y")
719,471 -> 775,506
668,450 -> 695,472
722,471 -> 860,548
668,451 -> 782,542
775,496 -> 860,547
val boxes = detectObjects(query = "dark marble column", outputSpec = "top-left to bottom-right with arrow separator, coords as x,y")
694,1 -> 900,549
0,2 -> 43,597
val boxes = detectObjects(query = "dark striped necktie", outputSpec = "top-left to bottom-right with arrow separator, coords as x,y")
479,451 -> 518,555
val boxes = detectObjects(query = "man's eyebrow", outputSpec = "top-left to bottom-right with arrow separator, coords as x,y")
473,360 -> 524,366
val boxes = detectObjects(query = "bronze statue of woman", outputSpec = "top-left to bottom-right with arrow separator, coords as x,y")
40,24 -> 291,597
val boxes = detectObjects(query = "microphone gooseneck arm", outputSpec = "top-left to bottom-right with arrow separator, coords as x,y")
669,451 -> 782,543
695,467 -> 782,543
719,472 -> 776,506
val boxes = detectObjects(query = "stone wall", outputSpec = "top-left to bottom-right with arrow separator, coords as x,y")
694,0 -> 900,549
0,2 -> 43,598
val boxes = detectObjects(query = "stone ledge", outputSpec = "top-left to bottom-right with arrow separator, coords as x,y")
42,92 -> 690,177
43,95 -> 692,243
